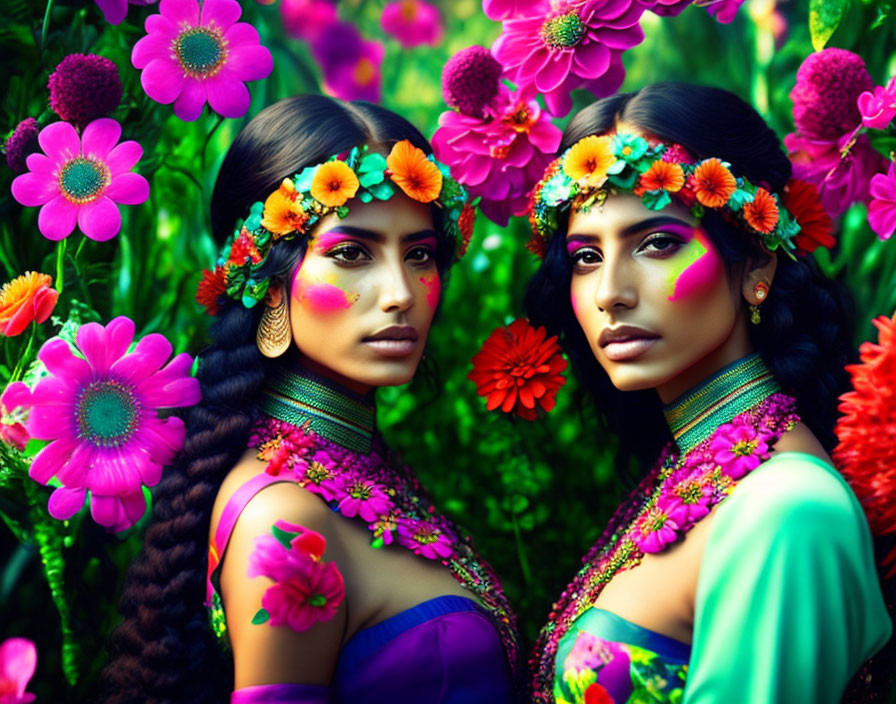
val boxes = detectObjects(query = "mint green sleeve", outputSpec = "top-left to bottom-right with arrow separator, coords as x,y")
684,454 -> 891,704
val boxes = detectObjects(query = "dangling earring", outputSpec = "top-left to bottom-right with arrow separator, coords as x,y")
749,281 -> 769,325
749,304 -> 761,325
256,296 -> 290,357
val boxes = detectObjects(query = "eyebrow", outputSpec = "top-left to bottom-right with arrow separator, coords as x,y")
323,225 -> 439,244
567,216 -> 694,244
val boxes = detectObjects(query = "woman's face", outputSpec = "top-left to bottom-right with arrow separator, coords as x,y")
288,191 -> 441,392
566,193 -> 753,402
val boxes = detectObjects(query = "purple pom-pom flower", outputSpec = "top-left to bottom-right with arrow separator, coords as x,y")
48,54 -> 123,127
5,118 -> 40,174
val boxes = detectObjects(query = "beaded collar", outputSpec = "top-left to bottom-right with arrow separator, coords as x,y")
530,355 -> 799,701
250,368 -> 522,682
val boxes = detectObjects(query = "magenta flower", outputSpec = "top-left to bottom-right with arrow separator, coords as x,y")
5,119 -> 40,174
48,54 -> 122,127
336,474 -> 393,522
247,523 -> 345,632
369,509 -> 400,546
321,38 -> 383,103
132,0 -> 273,122
442,46 -> 503,119
280,0 -> 338,41
294,449 -> 344,501
11,119 -> 149,242
380,0 -> 443,48
0,638 -> 36,704
95,0 -> 157,25
23,316 -> 200,532
868,162 -> 896,241
0,383 -> 31,451
858,78 -> 896,131
633,498 -> 680,553
491,0 -> 645,117
711,420 -> 769,480
482,0 -> 531,20
662,470 -> 712,527
396,517 -> 455,560
433,84 -> 562,225
703,0 -> 746,23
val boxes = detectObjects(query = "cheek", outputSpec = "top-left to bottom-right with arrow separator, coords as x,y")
666,230 -> 724,302
291,269 -> 360,313
418,272 -> 441,309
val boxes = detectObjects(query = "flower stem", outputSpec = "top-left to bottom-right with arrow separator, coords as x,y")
201,115 -> 225,175
39,0 -> 55,53
10,323 -> 36,382
55,239 -> 67,295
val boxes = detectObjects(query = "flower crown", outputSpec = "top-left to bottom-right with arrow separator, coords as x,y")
196,140 -> 475,316
526,133 -> 833,259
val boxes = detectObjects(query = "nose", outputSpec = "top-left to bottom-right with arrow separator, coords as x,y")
593,254 -> 637,313
378,259 -> 415,313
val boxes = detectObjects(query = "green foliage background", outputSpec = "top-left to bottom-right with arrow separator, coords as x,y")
0,0 -> 894,699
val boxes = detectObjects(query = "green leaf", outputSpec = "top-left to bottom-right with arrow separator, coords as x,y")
642,190 -> 672,211
809,0 -> 851,50
271,523 -> 298,549
252,608 -> 271,625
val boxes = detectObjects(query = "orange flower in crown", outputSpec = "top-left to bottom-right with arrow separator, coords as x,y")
743,187 -> 779,234
386,139 -> 443,203
311,161 -> 360,207
562,135 -> 615,187
639,161 -> 685,194
690,158 -> 737,208
262,178 -> 310,238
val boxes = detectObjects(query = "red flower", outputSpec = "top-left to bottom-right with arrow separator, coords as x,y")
457,202 -> 476,258
834,310 -> 896,576
468,318 -> 567,421
781,179 -> 835,253
743,187 -> 779,234
196,266 -> 227,316
584,682 -> 616,704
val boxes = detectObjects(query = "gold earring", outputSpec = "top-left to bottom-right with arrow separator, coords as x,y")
256,297 -> 290,357
749,303 -> 761,325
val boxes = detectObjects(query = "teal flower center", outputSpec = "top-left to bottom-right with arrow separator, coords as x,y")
174,28 -> 227,78
77,380 -> 140,447
541,12 -> 586,49
59,158 -> 109,204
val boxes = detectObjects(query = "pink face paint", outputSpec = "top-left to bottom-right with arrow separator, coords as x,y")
311,232 -> 357,253
414,236 -> 438,252
665,226 -> 723,302
292,273 -> 358,313
418,273 -> 441,309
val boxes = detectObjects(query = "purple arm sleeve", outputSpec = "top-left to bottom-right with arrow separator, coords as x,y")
231,683 -> 332,704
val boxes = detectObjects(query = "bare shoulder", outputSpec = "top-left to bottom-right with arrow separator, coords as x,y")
769,421 -> 832,464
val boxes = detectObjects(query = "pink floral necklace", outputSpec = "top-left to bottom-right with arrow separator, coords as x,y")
530,354 -> 799,701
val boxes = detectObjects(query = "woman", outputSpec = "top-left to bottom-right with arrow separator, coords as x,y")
101,95 -> 520,703
524,83 -> 892,703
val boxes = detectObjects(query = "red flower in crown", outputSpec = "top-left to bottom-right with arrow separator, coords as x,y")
468,319 -> 567,420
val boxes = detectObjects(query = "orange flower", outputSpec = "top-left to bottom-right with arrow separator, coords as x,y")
262,179 -> 309,238
310,161 -> 360,207
743,187 -> 779,234
386,140 -> 443,203
457,202 -> 476,258
691,158 -> 737,208
781,179 -> 835,253
639,161 -> 685,193
468,319 -> 567,421
834,310 -> 896,576
0,272 -> 58,337
196,266 -> 227,316
562,135 -> 616,187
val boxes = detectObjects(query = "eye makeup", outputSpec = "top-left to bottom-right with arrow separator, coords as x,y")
311,231 -> 361,253
664,226 -> 723,302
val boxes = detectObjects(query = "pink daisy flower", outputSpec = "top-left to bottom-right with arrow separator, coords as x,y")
396,517 -> 455,560
662,470 -> 713,527
23,316 -> 200,532
131,0 -> 273,122
491,0 -> 645,117
10,119 -> 149,242
710,420 -> 769,480
95,0 -> 157,25
633,498 -> 680,553
433,84 -> 562,225
0,383 -> 32,451
280,0 -> 338,41
335,473 -> 393,522
368,509 -> 400,546
482,0 -> 532,20
248,523 -> 345,633
868,162 -> 896,241
380,0 -> 443,48
0,637 -> 37,704
320,37 -> 383,103
858,78 -> 896,131
294,449 -> 345,501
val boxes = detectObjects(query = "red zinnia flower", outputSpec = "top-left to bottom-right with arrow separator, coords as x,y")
468,318 -> 567,421
781,179 -> 834,253
834,310 -> 896,576
743,187 -> 779,234
196,266 -> 227,316
690,158 -> 737,209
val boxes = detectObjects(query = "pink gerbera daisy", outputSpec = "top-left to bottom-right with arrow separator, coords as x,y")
491,0 -> 645,117
11,119 -> 149,242
23,316 -> 200,532
380,0 -> 443,48
396,517 -> 455,560
868,162 -> 896,241
131,0 -> 273,121
335,473 -> 393,522
633,498 -> 680,553
710,420 -> 769,480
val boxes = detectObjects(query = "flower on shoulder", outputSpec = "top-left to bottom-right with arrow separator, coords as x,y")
709,419 -> 769,480
834,309 -> 896,575
0,272 -> 58,337
396,516 -> 455,560
868,162 -> 896,241
662,468 -> 713,527
633,497 -> 680,554
0,637 -> 37,704
468,319 -> 567,421
294,449 -> 344,501
247,522 -> 345,632
380,0 -> 443,48
310,161 -> 360,208
1,383 -> 31,451
23,316 -> 200,532
386,140 -> 443,203
690,158 -> 736,209
780,179 -> 835,253
369,509 -> 400,546
11,119 -> 149,242
335,473 -> 394,522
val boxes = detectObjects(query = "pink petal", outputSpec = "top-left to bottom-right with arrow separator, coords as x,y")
105,173 -> 149,205
87,448 -> 142,495
38,121 -> 81,162
32,288 -> 59,325
205,73 -> 250,118
144,11 -> 178,37
868,199 -> 896,239
225,40 -> 274,82
0,638 -> 37,690
173,79 -> 208,121
48,485 -> 86,520
24,152 -> 55,175
90,493 -> 125,530
77,196 -> 122,241
534,51 -> 574,93
95,0 -> 128,24
543,84 -> 573,117
160,0 -> 199,26
28,438 -> 78,483
1,382 -> 32,412
105,140 -> 144,174
111,333 -> 172,383
75,319 -> 122,374
54,441 -> 95,488
519,49 -> 552,84
132,31 -> 175,69
11,172 -> 59,207
138,416 -> 186,464
27,403 -> 76,443
140,58 -> 187,105
81,118 -> 122,160
37,195 -> 79,240
571,41 -> 610,79
201,0 -> 241,32
36,342 -> 90,390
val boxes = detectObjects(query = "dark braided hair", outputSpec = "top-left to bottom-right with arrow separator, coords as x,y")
525,82 -> 856,470
101,94 -> 453,703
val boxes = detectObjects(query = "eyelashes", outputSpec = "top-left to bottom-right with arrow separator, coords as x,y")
324,242 -> 436,266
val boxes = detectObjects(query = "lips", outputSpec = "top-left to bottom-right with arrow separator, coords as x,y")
598,325 -> 659,362
364,325 -> 419,343
362,325 -> 420,358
